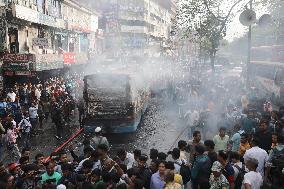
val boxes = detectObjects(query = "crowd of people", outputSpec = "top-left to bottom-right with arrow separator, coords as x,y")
0,112 -> 283,189
0,69 -> 283,189
0,74 -> 84,162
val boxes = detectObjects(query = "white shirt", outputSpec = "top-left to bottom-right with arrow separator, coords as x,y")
121,152 -> 135,170
11,120 -> 17,128
7,92 -> 16,102
243,146 -> 268,177
35,89 -> 41,100
174,159 -> 187,174
242,171 -> 263,189
19,118 -> 32,133
29,106 -> 38,119
75,158 -> 101,172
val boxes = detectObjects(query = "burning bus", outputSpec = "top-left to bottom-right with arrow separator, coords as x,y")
83,73 -> 150,133
250,45 -> 284,105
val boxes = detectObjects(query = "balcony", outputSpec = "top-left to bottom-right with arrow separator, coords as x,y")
11,3 -> 66,29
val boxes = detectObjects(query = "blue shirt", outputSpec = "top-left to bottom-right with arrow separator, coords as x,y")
231,130 -> 244,152
150,172 -> 165,189
191,155 -> 211,181
241,117 -> 256,134
0,102 -> 7,115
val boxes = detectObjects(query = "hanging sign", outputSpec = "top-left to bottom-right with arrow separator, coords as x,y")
32,38 -> 49,47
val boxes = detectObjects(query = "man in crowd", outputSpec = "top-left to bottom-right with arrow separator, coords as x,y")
229,124 -> 244,152
254,119 -> 272,153
209,161 -> 230,189
243,138 -> 268,177
213,127 -> 229,152
238,133 -> 251,157
217,150 -> 235,189
41,162 -> 62,186
136,154 -> 152,189
18,112 -> 32,148
243,158 -> 263,189
117,148 -> 135,170
204,139 -> 217,166
6,122 -> 20,162
265,133 -> 284,188
191,145 -> 211,189
91,127 -> 109,149
188,130 -> 203,163
28,103 -> 38,136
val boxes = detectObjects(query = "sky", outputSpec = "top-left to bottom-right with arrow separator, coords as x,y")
225,2 -> 268,41
178,0 -> 269,42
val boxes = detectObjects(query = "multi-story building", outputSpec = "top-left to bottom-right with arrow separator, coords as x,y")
98,0 -> 176,57
0,0 -> 99,85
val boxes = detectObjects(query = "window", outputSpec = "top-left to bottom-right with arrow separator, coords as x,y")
8,28 -> 19,53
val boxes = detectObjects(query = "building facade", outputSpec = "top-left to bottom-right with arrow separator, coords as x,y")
0,0 -> 99,84
99,0 -> 176,57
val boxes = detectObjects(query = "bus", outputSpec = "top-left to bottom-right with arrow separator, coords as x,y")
250,45 -> 284,105
83,73 -> 150,133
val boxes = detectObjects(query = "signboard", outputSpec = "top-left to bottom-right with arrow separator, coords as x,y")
32,38 -> 49,47
2,62 -> 30,71
15,71 -> 31,76
64,53 -> 76,64
4,71 -> 14,76
2,54 -> 35,63
35,54 -> 64,71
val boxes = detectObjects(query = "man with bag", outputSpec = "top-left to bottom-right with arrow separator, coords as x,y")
19,112 -> 32,148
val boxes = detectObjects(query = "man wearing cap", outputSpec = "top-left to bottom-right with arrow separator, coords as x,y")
91,127 -> 109,149
209,161 -> 230,189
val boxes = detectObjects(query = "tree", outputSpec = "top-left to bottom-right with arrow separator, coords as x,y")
177,0 -> 252,71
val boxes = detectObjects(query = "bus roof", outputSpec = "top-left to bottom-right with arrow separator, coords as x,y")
252,45 -> 284,50
251,60 -> 284,68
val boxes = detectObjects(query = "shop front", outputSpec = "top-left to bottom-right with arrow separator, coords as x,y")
1,53 -> 36,87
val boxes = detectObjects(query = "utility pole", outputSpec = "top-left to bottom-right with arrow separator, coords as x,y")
247,0 -> 253,88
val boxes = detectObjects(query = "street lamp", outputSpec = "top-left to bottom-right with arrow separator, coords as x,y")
239,0 -> 255,88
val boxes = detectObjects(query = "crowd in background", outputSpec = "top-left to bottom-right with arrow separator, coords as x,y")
0,74 -> 84,162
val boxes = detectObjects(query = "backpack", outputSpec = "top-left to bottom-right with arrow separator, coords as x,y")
234,163 -> 246,189
271,148 -> 284,175
177,161 -> 191,184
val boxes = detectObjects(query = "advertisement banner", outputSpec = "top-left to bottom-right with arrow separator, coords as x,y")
64,53 -> 76,64
35,54 -> 64,71
2,54 -> 35,63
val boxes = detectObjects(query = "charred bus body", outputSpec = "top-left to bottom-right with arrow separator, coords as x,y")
83,73 -> 150,133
